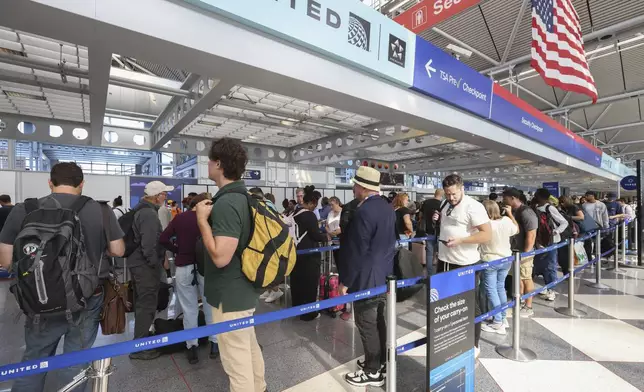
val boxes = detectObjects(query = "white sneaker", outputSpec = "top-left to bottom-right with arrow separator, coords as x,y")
265,290 -> 284,303
481,322 -> 507,335
539,289 -> 556,301
519,305 -> 534,318
502,318 -> 509,328
259,290 -> 271,300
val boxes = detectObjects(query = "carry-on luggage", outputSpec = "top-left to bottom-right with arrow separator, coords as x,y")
318,247 -> 345,317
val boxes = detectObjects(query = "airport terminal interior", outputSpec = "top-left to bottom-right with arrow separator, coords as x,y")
1,0 -> 644,391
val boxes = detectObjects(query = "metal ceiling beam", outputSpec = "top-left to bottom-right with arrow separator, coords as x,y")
545,89 -> 644,115
88,47 -> 112,146
290,126 -> 427,162
365,136 -> 457,155
162,134 -> 293,162
615,150 -> 644,158
218,98 -> 383,136
589,103 -> 613,130
482,15 -> 644,75
606,129 -> 623,145
431,28 -> 500,66
501,0 -> 530,63
0,69 -> 90,95
407,159 -> 532,175
204,108 -> 338,136
301,137 -> 459,165
579,120 -> 644,136
0,52 -> 192,98
150,75 -> 234,150
600,138 -> 644,149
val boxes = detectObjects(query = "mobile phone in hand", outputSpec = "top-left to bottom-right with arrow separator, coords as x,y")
439,239 -> 449,245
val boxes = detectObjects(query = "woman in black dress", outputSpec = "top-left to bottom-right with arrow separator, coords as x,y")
290,186 -> 329,321
393,193 -> 414,248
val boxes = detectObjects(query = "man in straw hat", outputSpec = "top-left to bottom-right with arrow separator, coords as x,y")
339,166 -> 396,387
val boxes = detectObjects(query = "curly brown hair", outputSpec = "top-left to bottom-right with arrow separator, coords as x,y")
208,138 -> 248,180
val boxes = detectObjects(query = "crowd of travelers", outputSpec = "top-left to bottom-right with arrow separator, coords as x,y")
0,138 -> 638,391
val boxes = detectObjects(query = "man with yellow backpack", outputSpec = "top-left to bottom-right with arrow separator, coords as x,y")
195,138 -> 295,392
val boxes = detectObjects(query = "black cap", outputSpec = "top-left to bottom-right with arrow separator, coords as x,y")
502,187 -> 522,199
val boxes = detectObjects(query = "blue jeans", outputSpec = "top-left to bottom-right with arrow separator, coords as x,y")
482,263 -> 511,323
11,289 -> 104,392
425,240 -> 437,276
534,250 -> 558,285
175,265 -> 217,348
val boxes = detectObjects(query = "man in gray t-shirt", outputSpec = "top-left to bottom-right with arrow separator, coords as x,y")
582,192 -> 609,229
502,188 -> 538,317
0,163 -> 124,392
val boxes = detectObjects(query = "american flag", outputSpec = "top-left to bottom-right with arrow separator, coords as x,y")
531,0 -> 598,102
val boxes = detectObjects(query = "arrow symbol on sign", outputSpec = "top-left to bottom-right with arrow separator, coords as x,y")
425,59 -> 436,78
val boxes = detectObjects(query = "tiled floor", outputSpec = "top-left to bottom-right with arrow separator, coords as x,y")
1,262 -> 644,391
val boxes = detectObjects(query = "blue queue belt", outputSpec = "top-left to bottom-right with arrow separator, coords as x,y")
0,225 -> 625,379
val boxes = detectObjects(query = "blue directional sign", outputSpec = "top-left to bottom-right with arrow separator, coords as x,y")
412,36 -> 493,119
621,176 -> 637,191
543,182 -> 560,198
242,170 -> 261,180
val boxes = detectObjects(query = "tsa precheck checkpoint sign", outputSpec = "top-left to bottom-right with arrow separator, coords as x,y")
412,36 -> 492,119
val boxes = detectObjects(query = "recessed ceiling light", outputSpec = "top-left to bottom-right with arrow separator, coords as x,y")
280,120 -> 294,126
197,120 -> 222,127
4,90 -> 46,101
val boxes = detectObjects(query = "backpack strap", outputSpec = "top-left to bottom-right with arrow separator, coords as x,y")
70,195 -> 92,214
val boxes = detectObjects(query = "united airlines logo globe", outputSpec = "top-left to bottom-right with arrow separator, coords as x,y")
430,288 -> 440,302
348,13 -> 371,51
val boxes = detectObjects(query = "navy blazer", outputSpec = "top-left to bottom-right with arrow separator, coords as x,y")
338,195 -> 396,293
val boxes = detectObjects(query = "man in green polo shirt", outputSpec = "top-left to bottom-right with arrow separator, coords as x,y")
196,138 -> 266,392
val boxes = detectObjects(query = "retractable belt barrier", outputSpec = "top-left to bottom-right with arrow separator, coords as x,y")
0,223 -> 629,381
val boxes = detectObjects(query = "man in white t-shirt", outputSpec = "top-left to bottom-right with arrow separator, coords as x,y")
433,174 -> 491,358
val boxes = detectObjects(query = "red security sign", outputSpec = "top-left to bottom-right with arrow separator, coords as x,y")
394,0 -> 481,33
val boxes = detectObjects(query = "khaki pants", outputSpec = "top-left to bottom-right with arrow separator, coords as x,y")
211,304 -> 266,392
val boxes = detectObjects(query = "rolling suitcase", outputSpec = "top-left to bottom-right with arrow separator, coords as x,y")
318,247 -> 345,317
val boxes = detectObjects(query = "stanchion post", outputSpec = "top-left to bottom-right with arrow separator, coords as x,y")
607,227 -> 624,272
91,358 -> 112,392
495,252 -> 537,362
635,219 -> 639,253
587,231 -> 610,289
622,220 -> 627,265
386,275 -> 397,392
555,239 -> 586,318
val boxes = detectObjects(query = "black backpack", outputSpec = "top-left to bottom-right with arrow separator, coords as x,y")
558,208 -> 577,240
118,204 -> 152,258
10,196 -> 97,320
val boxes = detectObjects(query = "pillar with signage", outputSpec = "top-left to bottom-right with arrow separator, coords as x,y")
427,269 -> 475,391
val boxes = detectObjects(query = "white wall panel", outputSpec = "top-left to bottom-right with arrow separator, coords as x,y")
20,172 -> 51,201
0,171 -> 16,203
271,187 -> 285,206
81,174 -> 129,206
18,172 -> 129,206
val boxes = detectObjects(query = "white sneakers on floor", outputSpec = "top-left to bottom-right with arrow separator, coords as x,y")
539,289 -> 557,301
481,320 -> 507,335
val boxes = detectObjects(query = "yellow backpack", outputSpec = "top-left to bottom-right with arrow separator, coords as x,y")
215,188 -> 297,288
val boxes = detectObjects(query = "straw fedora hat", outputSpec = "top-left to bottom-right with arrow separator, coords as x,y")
351,166 -> 381,192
